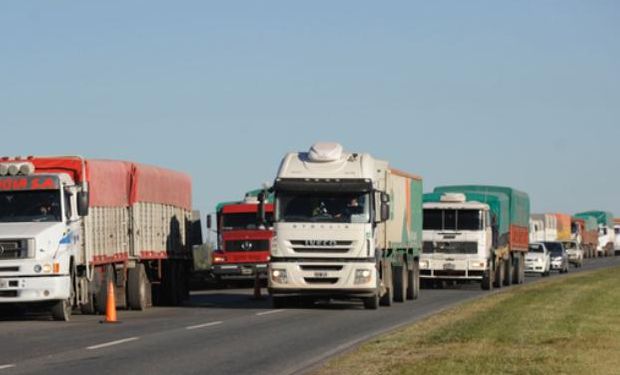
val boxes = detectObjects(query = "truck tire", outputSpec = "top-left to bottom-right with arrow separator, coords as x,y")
481,268 -> 493,291
51,299 -> 72,321
504,256 -> 513,286
52,272 -> 75,321
512,253 -> 524,284
493,260 -> 504,289
379,265 -> 393,307
128,264 -> 150,311
363,293 -> 379,310
407,260 -> 420,300
393,265 -> 406,303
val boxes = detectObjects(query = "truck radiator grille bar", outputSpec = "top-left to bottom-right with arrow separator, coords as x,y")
304,277 -> 339,285
224,240 -> 270,252
299,265 -> 344,271
290,240 -> 354,254
0,240 -> 28,260
423,241 -> 477,254
0,267 -> 20,272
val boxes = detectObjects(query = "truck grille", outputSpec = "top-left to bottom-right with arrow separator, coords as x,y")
304,277 -> 339,285
300,265 -> 344,271
423,241 -> 478,255
224,240 -> 270,252
290,240 -> 353,254
0,240 -> 29,260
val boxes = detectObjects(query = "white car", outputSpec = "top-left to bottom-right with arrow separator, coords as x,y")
562,240 -> 584,267
525,243 -> 551,277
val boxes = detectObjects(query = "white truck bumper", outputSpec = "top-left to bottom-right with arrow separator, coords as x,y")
268,261 -> 377,297
0,275 -> 70,303
419,258 -> 486,280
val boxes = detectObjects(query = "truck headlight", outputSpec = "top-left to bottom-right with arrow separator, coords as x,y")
354,269 -> 372,285
419,260 -> 429,269
42,264 -> 52,273
213,256 -> 226,263
469,261 -> 486,269
34,264 -> 42,273
271,269 -> 288,284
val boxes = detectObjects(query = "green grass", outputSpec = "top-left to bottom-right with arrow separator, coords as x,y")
314,267 -> 620,375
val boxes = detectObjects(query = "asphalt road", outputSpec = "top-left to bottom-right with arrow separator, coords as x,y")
1,256 -> 619,375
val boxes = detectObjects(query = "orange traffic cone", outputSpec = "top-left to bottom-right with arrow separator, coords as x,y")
100,280 -> 119,324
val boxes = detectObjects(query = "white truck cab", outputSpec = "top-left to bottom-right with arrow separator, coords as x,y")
0,161 -> 88,319
420,194 -> 492,285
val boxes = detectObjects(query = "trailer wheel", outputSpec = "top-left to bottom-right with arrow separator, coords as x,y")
393,265 -> 406,303
504,257 -> 513,286
128,264 -> 150,311
512,253 -> 524,284
493,260 -> 504,289
407,260 -> 419,300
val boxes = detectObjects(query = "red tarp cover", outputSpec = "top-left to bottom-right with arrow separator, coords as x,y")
130,163 -> 192,210
29,157 -> 191,210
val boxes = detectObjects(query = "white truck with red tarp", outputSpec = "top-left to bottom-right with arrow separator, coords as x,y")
0,156 -> 197,320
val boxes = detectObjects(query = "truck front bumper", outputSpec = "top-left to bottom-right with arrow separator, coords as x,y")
0,275 -> 70,303
419,258 -> 486,280
211,263 -> 268,278
268,261 -> 377,298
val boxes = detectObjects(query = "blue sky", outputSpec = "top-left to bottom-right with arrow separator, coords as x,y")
1,1 -> 619,220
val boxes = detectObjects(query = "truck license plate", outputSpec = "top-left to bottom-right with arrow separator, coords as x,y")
314,272 -> 328,278
443,263 -> 455,270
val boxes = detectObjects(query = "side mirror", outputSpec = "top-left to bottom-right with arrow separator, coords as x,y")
206,214 -> 212,230
380,202 -> 390,222
77,190 -> 89,217
257,192 -> 266,224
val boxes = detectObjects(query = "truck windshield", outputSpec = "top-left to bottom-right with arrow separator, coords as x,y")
423,209 -> 482,230
277,192 -> 370,223
0,190 -> 62,223
221,212 -> 274,230
563,242 -> 577,250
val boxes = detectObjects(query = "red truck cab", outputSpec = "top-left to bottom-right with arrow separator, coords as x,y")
211,199 -> 274,278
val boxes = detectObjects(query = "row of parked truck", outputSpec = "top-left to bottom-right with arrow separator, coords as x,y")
0,143 -> 617,318
209,143 -> 619,308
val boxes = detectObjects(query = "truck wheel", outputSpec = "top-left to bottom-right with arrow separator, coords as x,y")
504,257 -> 514,286
407,260 -> 419,300
481,268 -> 493,291
363,293 -> 379,310
513,254 -> 524,284
128,264 -> 150,311
51,299 -> 72,321
493,260 -> 504,289
393,265 -> 406,303
80,291 -> 96,315
379,266 -> 393,306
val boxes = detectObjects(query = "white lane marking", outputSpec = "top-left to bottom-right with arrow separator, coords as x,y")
256,309 -> 284,317
185,321 -> 223,330
0,364 -> 16,370
86,337 -> 139,350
